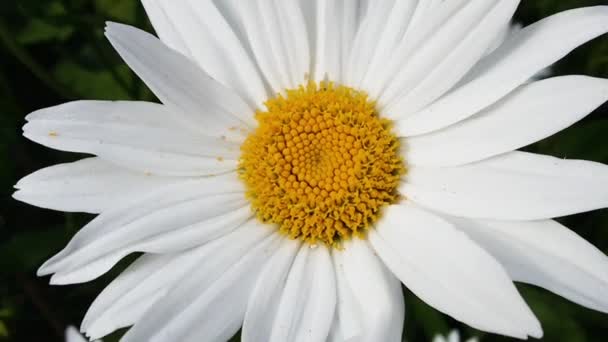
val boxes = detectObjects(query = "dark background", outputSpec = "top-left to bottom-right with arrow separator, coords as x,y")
1,1 -> 608,341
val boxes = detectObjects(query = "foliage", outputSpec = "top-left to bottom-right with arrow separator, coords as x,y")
0,1 -> 607,341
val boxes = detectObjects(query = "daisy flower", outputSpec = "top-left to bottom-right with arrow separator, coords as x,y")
432,330 -> 478,342
14,1 -> 608,341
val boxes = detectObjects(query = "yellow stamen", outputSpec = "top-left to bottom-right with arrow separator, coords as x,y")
239,81 -> 405,247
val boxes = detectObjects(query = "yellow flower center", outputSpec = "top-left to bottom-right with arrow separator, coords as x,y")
239,82 -> 404,247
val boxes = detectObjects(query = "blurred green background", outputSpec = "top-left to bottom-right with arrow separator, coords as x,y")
1,0 -> 607,341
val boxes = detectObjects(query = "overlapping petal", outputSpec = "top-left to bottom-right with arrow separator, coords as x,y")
365,0 -> 483,98
266,245 -> 336,342
105,22 -> 256,131
382,0 -> 519,117
403,151 -> 608,220
141,0 -> 267,108
121,222 -> 279,342
82,223 -> 276,340
22,100 -> 237,176
355,0 -> 417,89
400,6 -> 608,136
370,203 -> 542,339
235,0 -> 310,93
403,76 -> 608,166
445,217 -> 608,314
14,157 -> 178,213
242,239 -> 302,342
332,238 -> 405,342
38,176 -> 250,284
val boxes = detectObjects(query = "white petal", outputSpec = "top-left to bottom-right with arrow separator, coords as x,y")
358,0 -> 417,89
83,222 -> 272,339
312,0 -> 364,83
140,0 -> 190,56
300,0 -> 365,84
143,0 -> 268,109
121,225 -> 280,342
448,331 -> 461,342
65,327 -> 88,342
23,100 -> 238,176
403,76 -> 608,166
82,253 -> 172,339
332,238 -> 405,342
369,204 -> 542,339
242,238 -> 301,342
235,1 -> 304,92
402,6 -> 608,136
364,0 -> 467,98
337,0 -> 361,83
212,0 -> 251,55
346,0 -> 395,86
269,245 -> 336,342
404,151 -> 608,220
38,176 -> 250,283
383,0 -> 520,119
268,0 -> 311,87
484,21 -> 516,56
104,22 -> 256,131
326,315 -> 344,342
13,158 -> 177,213
445,216 -> 608,313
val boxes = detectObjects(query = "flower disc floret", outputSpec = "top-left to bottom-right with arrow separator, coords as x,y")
239,82 -> 404,247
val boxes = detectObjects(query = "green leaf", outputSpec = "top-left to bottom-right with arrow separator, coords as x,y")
53,61 -> 131,100
17,19 -> 74,45
95,0 -> 138,23
0,320 -> 9,338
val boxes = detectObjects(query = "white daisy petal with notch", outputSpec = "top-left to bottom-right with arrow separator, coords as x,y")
403,151 -> 608,220
445,217 -> 608,314
13,157 -> 178,213
403,76 -> 608,166
370,203 -> 542,339
400,6 -> 608,136
22,100 -> 238,176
